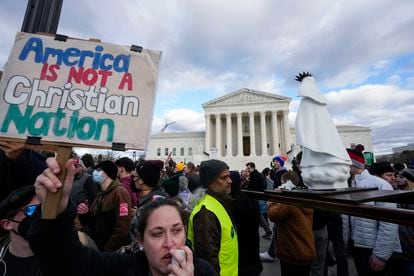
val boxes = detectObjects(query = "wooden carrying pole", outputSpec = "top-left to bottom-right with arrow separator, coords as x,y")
244,189 -> 414,227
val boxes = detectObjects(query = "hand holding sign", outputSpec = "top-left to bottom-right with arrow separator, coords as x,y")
35,157 -> 77,216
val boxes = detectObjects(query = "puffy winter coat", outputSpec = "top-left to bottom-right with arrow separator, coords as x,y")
268,202 -> 316,265
349,170 -> 401,261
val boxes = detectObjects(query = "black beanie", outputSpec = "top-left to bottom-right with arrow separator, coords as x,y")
136,160 -> 164,187
161,174 -> 180,196
199,159 -> 229,188
96,160 -> 118,180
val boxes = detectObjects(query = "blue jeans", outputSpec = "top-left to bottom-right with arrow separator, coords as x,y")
267,224 -> 277,257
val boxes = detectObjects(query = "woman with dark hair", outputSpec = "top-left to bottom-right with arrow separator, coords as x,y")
28,158 -> 216,275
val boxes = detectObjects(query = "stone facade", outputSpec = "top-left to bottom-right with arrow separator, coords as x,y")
146,89 -> 373,170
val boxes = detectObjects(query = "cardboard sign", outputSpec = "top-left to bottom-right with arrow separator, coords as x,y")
0,32 -> 162,150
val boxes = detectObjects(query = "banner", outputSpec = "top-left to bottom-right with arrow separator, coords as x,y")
0,32 -> 162,150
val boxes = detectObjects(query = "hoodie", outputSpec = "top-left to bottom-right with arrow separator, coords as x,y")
268,202 -> 316,265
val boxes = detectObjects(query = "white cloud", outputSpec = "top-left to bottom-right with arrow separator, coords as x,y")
386,75 -> 401,85
153,108 -> 205,133
374,60 -> 390,70
406,76 -> 414,89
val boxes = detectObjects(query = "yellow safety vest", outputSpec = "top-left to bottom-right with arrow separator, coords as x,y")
188,194 -> 238,276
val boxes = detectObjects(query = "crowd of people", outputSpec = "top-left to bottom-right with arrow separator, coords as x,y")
0,140 -> 413,276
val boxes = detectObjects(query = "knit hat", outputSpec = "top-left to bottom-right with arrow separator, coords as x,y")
199,159 -> 229,188
136,160 -> 164,187
370,162 -> 394,176
347,145 -> 365,169
175,161 -> 185,172
161,174 -> 180,196
96,160 -> 118,180
400,168 -> 414,182
272,155 -> 285,168
0,185 -> 35,220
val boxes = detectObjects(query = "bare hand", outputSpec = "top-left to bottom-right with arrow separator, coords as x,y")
369,254 -> 385,271
168,246 -> 194,276
35,158 -> 77,216
0,141 -> 25,160
77,202 -> 89,214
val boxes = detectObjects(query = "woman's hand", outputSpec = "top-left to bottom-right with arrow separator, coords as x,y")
77,202 -> 90,214
168,246 -> 194,276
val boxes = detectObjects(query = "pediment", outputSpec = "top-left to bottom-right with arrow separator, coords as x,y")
202,88 -> 290,107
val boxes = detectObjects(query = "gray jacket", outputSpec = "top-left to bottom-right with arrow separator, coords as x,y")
349,170 -> 401,261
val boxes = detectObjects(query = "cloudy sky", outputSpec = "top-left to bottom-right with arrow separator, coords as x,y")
1,0 -> 414,155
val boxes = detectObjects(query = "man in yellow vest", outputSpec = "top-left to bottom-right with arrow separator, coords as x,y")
188,159 -> 238,276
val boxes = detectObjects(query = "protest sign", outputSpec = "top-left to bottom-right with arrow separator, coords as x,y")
0,32 -> 162,150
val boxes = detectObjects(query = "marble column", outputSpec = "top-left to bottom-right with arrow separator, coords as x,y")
216,114 -> 222,157
237,112 -> 243,156
205,114 -> 211,153
260,111 -> 267,156
226,113 -> 232,157
282,110 -> 291,154
272,111 -> 279,155
249,112 -> 256,156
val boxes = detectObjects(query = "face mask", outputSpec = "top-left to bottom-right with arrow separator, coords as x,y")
92,170 -> 105,184
11,216 -> 35,240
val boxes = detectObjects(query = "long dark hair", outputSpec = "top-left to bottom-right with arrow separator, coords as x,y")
138,198 -> 187,238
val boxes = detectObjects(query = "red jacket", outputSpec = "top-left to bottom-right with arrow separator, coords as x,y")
119,175 -> 138,208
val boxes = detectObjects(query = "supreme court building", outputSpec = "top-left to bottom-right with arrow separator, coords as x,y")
146,88 -> 373,170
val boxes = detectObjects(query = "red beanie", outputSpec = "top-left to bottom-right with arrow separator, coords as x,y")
347,144 -> 365,169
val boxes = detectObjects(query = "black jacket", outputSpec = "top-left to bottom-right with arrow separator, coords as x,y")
28,201 -> 216,276
231,191 -> 262,276
247,170 -> 265,192
270,168 -> 287,188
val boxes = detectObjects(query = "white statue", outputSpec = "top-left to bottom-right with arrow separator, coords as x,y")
295,72 -> 351,189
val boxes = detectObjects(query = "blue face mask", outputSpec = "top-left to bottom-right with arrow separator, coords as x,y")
92,170 -> 105,184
